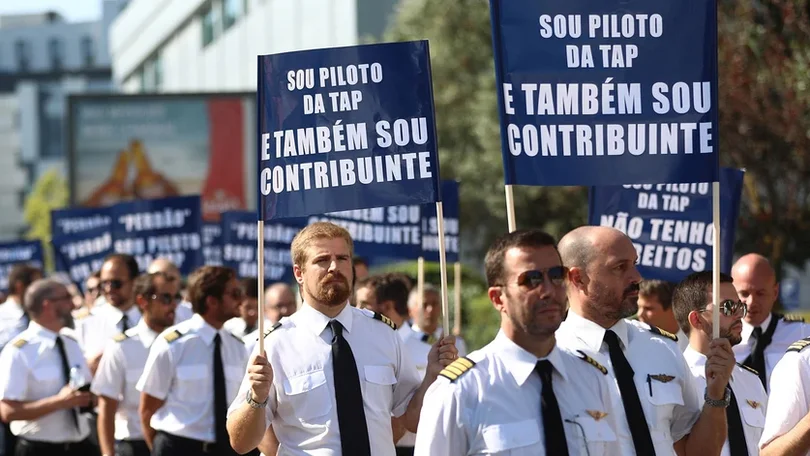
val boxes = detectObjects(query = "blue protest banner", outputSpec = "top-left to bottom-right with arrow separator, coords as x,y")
422,180 -> 460,263
51,207 -> 112,238
0,241 -> 44,292
309,204 -> 424,264
258,41 -> 442,220
220,211 -> 306,283
588,167 -> 744,283
489,0 -> 719,186
53,227 -> 114,290
780,278 -> 801,310
202,223 -> 223,266
110,196 -> 203,275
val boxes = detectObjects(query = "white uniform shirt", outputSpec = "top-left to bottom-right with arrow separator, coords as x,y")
224,317 -> 256,339
556,312 -> 702,455
396,320 -> 431,447
760,340 -> 810,454
414,330 -> 619,455
411,323 -> 469,357
75,305 -> 142,356
174,302 -> 193,324
733,313 -> 810,391
0,322 -> 92,442
136,313 -> 248,443
676,329 -> 689,352
227,303 -> 423,456
0,297 -> 23,330
683,346 -> 767,455
90,319 -> 158,441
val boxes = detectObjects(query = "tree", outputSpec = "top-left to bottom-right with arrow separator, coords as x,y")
718,0 -> 810,273
23,169 -> 69,272
384,0 -> 587,265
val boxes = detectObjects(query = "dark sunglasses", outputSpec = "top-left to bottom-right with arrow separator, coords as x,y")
227,288 -> 245,300
86,287 -> 100,295
699,299 -> 748,317
513,267 -> 567,289
101,279 -> 126,291
149,293 -> 178,305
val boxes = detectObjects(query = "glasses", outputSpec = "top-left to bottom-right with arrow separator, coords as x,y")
699,299 -> 748,317
101,279 -> 126,291
149,293 -> 177,305
86,287 -> 99,295
227,288 -> 244,300
499,267 -> 567,289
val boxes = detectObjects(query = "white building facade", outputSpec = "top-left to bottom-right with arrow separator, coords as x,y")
110,0 -> 399,93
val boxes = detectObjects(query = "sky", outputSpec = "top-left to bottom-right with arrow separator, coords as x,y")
0,0 -> 101,22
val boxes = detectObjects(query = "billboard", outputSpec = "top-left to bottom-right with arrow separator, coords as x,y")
68,93 -> 256,222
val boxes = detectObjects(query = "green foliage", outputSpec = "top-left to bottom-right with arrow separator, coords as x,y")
23,169 -> 69,272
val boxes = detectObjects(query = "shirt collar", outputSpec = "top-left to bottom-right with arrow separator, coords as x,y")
292,302 -> 353,336
683,345 -> 706,368
564,310 -> 630,352
491,330 -> 569,386
188,313 -> 219,346
28,320 -> 58,345
132,319 -> 159,347
741,312 -> 772,342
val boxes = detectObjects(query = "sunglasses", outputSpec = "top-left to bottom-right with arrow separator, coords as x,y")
86,287 -> 100,295
149,293 -> 180,305
101,279 -> 126,291
699,299 -> 748,317
227,288 -> 245,300
509,267 -> 567,289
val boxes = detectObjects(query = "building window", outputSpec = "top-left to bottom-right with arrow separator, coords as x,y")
48,38 -> 63,70
14,40 -> 29,72
39,84 -> 65,158
222,0 -> 243,31
202,3 -> 219,47
81,36 -> 95,67
141,52 -> 163,92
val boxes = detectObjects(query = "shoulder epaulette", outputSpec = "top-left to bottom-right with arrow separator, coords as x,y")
438,357 -> 476,382
371,311 -> 397,330
783,314 -> 805,323
10,338 -> 27,349
73,308 -> 91,319
736,362 -> 759,376
164,329 -> 183,343
577,350 -> 608,375
787,337 -> 810,353
228,332 -> 244,344
649,325 -> 678,342
262,322 -> 282,339
112,333 -> 128,343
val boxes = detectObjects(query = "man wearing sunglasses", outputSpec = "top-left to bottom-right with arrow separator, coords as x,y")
91,272 -> 179,456
731,253 -> 810,392
556,226 -> 734,456
137,266 -> 248,456
415,229 -> 620,455
147,258 -> 193,324
672,271 -> 766,456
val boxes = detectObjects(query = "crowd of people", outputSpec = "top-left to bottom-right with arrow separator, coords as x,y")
0,221 -> 808,455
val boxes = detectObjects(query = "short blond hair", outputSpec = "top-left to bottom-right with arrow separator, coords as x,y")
291,222 -> 354,267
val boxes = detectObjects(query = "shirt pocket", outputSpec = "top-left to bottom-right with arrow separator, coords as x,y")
740,402 -> 766,429
32,365 -> 63,389
282,370 -> 331,423
644,378 -> 684,442
566,414 -> 617,453
175,365 -> 208,403
363,365 -> 396,413
480,419 -> 542,455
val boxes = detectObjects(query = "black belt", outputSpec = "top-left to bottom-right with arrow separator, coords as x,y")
159,431 -> 218,453
17,437 -> 89,451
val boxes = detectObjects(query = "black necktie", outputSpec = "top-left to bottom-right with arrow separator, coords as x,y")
329,320 -> 371,456
536,360 -> 569,456
743,315 -> 778,389
213,333 -> 230,453
726,386 -> 750,456
54,336 -> 80,431
603,330 -> 656,455
120,314 -> 129,332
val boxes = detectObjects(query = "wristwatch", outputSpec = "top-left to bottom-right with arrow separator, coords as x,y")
703,386 -> 731,408
246,389 -> 268,409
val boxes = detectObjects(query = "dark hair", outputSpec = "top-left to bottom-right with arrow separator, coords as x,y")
242,277 -> 259,299
103,253 -> 140,280
352,256 -> 369,268
373,273 -> 411,317
672,271 -> 734,335
132,272 -> 169,300
484,229 -> 558,287
387,272 -> 415,292
8,264 -> 42,294
639,279 -> 674,311
187,266 -> 236,314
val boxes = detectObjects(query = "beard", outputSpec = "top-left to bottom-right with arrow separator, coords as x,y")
58,308 -> 74,329
506,288 -> 565,337
591,280 -> 639,321
704,318 -> 743,346
311,272 -> 351,307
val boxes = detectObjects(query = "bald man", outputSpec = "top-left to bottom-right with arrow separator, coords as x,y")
556,226 -> 733,456
242,283 -> 296,353
146,258 -> 193,324
731,253 -> 810,391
